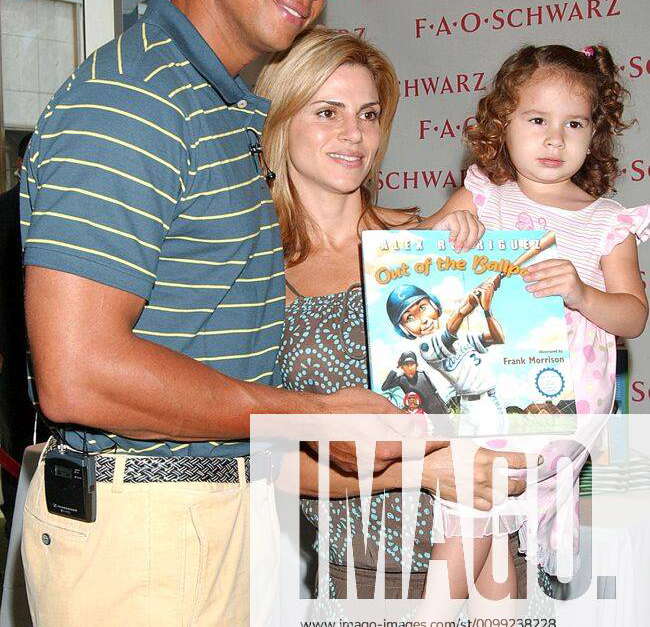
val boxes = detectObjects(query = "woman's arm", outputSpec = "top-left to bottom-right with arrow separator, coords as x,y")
299,443 -> 532,511
524,234 -> 648,338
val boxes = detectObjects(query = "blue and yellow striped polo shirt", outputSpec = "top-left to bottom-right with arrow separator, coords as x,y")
20,0 -> 284,457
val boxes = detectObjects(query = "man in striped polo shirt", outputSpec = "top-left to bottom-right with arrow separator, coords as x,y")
17,0 -> 413,624
19,1 -> 534,622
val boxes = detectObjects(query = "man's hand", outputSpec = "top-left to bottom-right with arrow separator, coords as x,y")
419,210 -> 485,253
305,387 -> 403,473
305,387 -> 449,474
421,445 -> 535,510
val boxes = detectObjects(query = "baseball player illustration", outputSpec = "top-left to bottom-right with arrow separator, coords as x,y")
385,276 -> 506,435
381,350 -> 448,415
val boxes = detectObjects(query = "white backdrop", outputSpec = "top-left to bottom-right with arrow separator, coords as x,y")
319,0 -> 650,414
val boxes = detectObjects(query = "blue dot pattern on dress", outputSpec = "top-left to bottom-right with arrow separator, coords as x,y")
277,285 -> 434,572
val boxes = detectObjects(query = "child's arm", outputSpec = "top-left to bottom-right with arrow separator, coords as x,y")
523,234 -> 648,338
438,187 -> 479,218
418,188 -> 484,252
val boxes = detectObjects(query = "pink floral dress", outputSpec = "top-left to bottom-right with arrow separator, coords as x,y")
465,164 -> 649,414
459,164 -> 650,574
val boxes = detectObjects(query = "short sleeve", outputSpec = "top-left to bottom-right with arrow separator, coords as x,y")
420,329 -> 454,362
20,78 -> 187,300
463,164 -> 496,212
599,204 -> 650,257
466,333 -> 488,354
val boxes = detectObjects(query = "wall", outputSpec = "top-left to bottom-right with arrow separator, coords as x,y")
1,0 -> 81,188
320,0 -> 650,414
1,0 -> 80,130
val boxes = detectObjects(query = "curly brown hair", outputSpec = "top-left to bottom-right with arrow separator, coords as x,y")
465,44 -> 632,198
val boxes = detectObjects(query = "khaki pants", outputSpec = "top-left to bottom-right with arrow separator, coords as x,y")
21,452 -> 255,627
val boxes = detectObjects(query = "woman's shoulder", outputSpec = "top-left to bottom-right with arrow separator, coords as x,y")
370,206 -> 421,229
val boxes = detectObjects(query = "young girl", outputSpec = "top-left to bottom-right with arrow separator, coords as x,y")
440,43 -> 649,577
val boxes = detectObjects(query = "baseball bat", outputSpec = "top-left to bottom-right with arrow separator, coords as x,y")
507,231 -> 556,271
490,230 -> 556,281
472,232 -> 557,311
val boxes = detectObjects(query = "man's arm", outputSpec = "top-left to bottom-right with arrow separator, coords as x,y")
299,444 -> 532,511
27,268 -> 398,441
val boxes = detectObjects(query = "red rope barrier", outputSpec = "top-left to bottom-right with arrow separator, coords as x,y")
0,449 -> 20,479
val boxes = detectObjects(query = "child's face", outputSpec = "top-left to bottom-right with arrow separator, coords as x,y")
505,71 -> 593,191
400,297 -> 440,337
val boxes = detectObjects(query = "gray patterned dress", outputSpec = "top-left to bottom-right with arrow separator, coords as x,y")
277,277 -> 556,615
277,281 -> 441,598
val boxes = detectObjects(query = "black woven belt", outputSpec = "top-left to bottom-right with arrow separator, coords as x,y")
94,455 -> 250,483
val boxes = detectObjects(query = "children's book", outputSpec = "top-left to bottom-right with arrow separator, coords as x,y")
361,230 -> 576,436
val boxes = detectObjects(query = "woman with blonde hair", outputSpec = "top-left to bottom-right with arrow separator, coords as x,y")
255,27 -> 501,600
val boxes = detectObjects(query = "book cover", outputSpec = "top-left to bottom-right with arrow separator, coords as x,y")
361,229 -> 576,436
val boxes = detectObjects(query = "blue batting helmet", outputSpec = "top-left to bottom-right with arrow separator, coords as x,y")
386,284 -> 441,338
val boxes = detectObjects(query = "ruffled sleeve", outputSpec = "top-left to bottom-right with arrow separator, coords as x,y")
600,204 -> 650,256
463,164 -> 497,212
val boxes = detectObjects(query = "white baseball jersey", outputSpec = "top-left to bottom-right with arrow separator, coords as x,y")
418,329 -> 496,395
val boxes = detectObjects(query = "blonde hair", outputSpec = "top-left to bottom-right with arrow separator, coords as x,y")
255,27 -> 401,265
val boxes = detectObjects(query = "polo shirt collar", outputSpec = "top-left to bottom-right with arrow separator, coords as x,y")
143,0 -> 268,109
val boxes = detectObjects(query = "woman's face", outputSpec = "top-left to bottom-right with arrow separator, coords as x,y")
287,63 -> 381,198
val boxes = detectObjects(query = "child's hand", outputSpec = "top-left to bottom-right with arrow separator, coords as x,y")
420,210 -> 485,253
523,259 -> 587,309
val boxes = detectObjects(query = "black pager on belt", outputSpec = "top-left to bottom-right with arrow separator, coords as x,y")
44,446 -> 96,523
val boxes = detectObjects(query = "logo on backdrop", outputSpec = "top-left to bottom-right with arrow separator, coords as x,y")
334,25 -> 367,38
419,116 -> 477,141
378,168 -> 466,191
631,270 -> 650,405
619,159 -> 650,183
401,73 -> 487,99
631,381 -> 650,405
625,56 -> 650,80
415,0 -> 622,38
